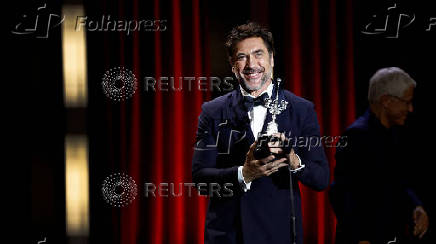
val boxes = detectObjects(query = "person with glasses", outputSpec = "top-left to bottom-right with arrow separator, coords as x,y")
330,67 -> 429,244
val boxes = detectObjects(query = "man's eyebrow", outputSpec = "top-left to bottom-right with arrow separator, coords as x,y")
236,49 -> 265,56
253,49 -> 264,54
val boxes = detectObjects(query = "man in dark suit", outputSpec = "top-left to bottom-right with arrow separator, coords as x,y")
330,67 -> 429,244
192,22 -> 329,244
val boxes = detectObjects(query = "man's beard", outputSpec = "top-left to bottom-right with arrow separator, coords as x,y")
238,67 -> 272,92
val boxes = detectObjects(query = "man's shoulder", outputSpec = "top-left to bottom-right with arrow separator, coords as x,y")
283,90 -> 313,107
201,90 -> 236,116
282,90 -> 315,115
347,111 -> 370,131
343,111 -> 371,139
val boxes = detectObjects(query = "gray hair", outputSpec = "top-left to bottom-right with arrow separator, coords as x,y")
368,67 -> 416,104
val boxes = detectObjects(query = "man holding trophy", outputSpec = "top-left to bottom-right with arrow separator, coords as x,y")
192,22 -> 329,244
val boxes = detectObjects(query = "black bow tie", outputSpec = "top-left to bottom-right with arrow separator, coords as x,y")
243,93 -> 269,111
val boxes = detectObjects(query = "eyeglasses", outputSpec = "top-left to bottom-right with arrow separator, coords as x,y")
389,95 -> 413,106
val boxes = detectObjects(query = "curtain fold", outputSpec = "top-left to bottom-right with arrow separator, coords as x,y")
88,0 -> 356,243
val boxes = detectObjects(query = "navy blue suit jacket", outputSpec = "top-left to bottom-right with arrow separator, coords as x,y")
330,110 -> 422,244
192,86 -> 329,244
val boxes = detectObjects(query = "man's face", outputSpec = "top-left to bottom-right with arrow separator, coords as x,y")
385,86 -> 414,126
232,37 -> 274,92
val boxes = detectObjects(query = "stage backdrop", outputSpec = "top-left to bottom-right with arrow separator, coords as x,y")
86,0 -> 356,243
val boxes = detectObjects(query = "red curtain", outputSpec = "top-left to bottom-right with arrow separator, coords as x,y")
91,0 -> 356,243
148,0 -> 210,243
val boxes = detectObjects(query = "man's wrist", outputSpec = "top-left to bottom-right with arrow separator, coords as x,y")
238,166 -> 252,191
290,153 -> 305,172
241,166 -> 252,183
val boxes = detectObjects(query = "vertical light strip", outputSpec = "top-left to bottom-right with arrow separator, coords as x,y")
62,4 -> 89,239
62,5 -> 87,108
65,135 -> 89,236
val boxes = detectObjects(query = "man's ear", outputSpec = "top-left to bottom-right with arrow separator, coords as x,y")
270,53 -> 274,68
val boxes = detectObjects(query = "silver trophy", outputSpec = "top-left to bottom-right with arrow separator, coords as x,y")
264,78 -> 288,135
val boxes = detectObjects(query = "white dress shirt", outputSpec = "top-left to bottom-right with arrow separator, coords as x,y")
237,83 -> 272,192
240,83 -> 274,140
237,83 -> 303,192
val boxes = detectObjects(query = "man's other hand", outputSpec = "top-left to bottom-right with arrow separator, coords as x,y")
267,133 -> 300,170
413,206 -> 429,239
287,148 -> 300,170
242,142 -> 288,183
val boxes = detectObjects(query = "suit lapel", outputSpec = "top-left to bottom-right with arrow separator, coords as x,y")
260,109 -> 272,135
229,87 -> 255,144
227,85 -> 294,143
276,89 -> 291,133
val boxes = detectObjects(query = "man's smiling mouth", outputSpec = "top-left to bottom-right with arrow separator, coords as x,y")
243,68 -> 264,80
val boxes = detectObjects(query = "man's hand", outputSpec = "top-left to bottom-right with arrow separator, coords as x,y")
242,142 -> 288,183
413,206 -> 429,239
267,133 -> 300,170
287,148 -> 300,170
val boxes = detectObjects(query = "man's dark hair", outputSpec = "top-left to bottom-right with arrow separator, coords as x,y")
225,22 -> 274,63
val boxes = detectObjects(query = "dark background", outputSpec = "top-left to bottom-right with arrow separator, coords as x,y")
8,0 -> 435,243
